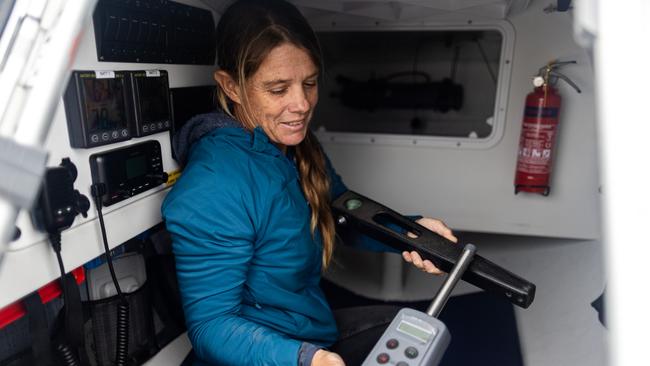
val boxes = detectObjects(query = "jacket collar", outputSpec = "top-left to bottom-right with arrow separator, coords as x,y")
251,126 -> 284,157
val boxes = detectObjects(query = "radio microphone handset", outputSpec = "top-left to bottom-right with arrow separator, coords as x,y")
31,158 -> 91,366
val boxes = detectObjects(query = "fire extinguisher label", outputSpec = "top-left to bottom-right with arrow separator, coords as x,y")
524,106 -> 559,118
517,122 -> 555,174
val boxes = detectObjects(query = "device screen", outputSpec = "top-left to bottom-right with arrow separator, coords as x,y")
139,76 -> 170,123
125,155 -> 147,180
397,320 -> 432,343
81,78 -> 127,132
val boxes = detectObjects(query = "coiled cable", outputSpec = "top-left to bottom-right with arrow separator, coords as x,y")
55,343 -> 80,366
48,232 -> 83,366
91,183 -> 130,366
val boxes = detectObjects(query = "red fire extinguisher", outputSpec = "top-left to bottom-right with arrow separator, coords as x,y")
514,61 -> 581,196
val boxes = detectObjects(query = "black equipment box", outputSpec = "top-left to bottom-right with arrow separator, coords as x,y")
89,140 -> 166,207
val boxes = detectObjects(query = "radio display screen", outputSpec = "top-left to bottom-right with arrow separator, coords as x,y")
125,155 -> 147,180
81,78 -> 128,132
139,76 -> 170,123
397,320 -> 432,343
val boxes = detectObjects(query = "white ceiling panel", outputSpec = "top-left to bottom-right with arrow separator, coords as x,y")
291,0 -> 531,21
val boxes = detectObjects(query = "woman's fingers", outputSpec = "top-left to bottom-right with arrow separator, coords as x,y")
415,217 -> 458,243
402,251 -> 444,275
404,217 -> 456,275
402,251 -> 412,262
422,259 -> 443,275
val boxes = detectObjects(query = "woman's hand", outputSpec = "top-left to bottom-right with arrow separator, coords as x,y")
402,217 -> 458,275
312,350 -> 346,366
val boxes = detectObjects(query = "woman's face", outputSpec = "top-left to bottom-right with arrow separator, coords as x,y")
242,43 -> 319,150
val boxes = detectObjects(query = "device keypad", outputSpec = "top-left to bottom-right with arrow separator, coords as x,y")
376,353 -> 390,364
386,339 -> 399,349
370,335 -> 425,365
404,346 -> 419,359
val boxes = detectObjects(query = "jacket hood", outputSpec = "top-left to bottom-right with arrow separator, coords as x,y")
172,110 -> 242,166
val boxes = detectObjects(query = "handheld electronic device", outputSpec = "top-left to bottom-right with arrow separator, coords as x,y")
362,245 -> 476,366
129,70 -> 172,137
63,70 -> 133,148
332,190 -> 536,308
89,140 -> 167,207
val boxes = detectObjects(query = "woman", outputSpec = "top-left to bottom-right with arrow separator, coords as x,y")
162,1 -> 457,365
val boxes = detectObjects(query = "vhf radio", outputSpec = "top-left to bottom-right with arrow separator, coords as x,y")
89,140 -> 167,207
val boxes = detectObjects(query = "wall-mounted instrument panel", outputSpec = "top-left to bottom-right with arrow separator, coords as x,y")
92,0 -> 217,65
63,70 -> 172,149
63,70 -> 133,148
130,70 -> 172,137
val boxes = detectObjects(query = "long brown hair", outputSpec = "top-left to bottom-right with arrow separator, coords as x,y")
214,0 -> 335,268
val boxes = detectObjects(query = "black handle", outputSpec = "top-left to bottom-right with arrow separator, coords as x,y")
332,191 -> 536,308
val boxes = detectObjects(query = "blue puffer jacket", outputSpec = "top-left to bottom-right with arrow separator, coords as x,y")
162,112 -> 389,366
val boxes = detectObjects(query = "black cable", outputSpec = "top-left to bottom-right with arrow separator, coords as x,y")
450,45 -> 460,82
55,343 -> 80,366
48,232 -> 82,366
50,233 -> 66,282
410,36 -> 425,131
90,183 -> 130,366
474,38 -> 497,84
115,302 -> 130,365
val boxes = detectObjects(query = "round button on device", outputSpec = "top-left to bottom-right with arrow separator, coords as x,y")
386,338 -> 399,349
376,353 -> 390,364
405,347 -> 419,359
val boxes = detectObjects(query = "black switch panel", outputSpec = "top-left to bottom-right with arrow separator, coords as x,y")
93,0 -> 216,65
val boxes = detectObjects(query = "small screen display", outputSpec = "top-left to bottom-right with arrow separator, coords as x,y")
139,76 -> 170,123
81,78 -> 128,132
397,321 -> 432,343
125,155 -> 147,180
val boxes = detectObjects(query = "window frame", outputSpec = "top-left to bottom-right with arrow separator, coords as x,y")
314,20 -> 515,150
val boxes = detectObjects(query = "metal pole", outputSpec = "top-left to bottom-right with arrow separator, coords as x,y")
427,243 -> 477,318
0,0 -> 97,266
0,202 -> 18,265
